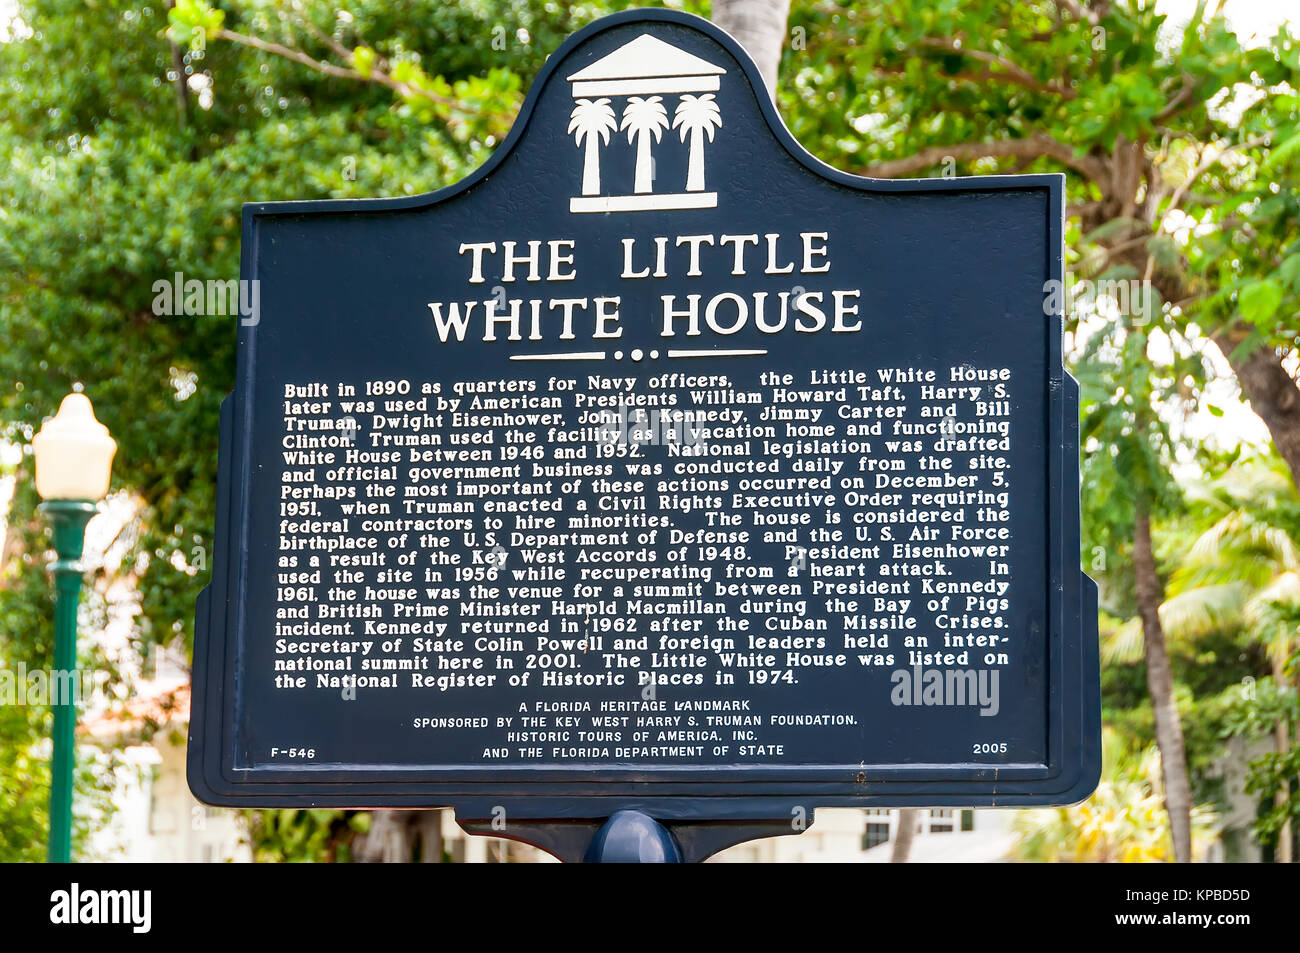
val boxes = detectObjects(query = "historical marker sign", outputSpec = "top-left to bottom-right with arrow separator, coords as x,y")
190,9 -> 1100,855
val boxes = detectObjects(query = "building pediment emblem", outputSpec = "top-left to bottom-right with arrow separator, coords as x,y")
567,34 -> 726,213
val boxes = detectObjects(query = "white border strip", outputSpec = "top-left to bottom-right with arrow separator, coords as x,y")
570,76 -> 721,97
509,351 -> 608,361
667,349 -> 768,358
570,192 -> 717,213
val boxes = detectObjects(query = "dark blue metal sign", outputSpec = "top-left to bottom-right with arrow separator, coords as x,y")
190,8 -> 1099,859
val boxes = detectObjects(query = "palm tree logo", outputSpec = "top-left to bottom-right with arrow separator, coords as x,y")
568,98 -> 617,196
672,93 -> 722,193
620,96 -> 670,194
565,33 -> 727,212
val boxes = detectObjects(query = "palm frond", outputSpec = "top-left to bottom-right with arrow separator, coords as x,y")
1159,582 -> 1248,639
1101,615 -> 1146,664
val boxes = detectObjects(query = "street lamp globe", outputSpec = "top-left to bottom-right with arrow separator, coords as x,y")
33,392 -> 117,502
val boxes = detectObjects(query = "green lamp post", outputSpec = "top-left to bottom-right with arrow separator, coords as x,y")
32,392 -> 116,863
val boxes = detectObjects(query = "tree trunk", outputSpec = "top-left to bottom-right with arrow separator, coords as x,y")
1212,334 -> 1300,487
1039,153 -> 1300,503
890,808 -> 917,863
1133,504 -> 1193,862
712,0 -> 792,93
354,810 -> 444,862
417,809 -> 446,863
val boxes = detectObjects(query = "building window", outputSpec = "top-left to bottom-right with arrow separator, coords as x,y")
862,822 -> 891,850
928,809 -> 954,833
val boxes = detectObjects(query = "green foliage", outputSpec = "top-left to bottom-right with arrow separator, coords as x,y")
0,681 -> 120,862
166,0 -> 226,46
0,698 -> 52,862
245,809 -> 370,862
1221,672 -> 1300,850
1012,730 -> 1218,862
774,0 -> 1297,860
783,1 -> 1281,171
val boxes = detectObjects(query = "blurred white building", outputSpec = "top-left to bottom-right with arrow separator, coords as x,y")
711,808 -> 1015,863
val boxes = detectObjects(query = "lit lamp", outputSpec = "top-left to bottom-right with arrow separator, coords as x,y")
32,392 -> 116,863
